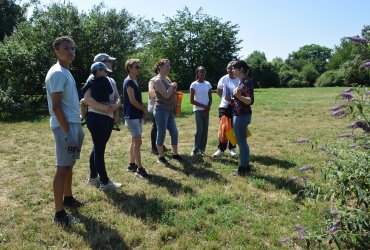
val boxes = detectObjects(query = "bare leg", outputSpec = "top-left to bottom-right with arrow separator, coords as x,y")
53,167 -> 71,212
133,136 -> 142,167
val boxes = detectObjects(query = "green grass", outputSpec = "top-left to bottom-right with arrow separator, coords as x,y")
0,87 -> 349,249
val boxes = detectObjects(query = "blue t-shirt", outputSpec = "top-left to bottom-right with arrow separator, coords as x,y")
123,76 -> 143,119
45,62 -> 81,128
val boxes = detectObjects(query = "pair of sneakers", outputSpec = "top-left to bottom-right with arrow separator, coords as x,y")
53,196 -> 83,227
86,176 -> 122,191
127,163 -> 149,178
213,148 -> 237,157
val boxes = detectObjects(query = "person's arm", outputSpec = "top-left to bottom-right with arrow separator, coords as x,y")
111,80 -> 121,110
154,78 -> 175,99
207,88 -> 212,109
217,88 -> 223,97
127,85 -> 147,115
148,79 -> 156,98
83,88 -> 112,112
52,92 -> 70,134
233,87 -> 252,105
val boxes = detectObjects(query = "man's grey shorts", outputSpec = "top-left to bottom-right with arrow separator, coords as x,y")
125,118 -> 142,138
52,123 -> 84,167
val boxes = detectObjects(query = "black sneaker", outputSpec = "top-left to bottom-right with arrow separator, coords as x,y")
81,118 -> 87,126
127,163 -> 138,172
53,212 -> 78,227
151,148 -> 159,155
135,167 -> 149,178
63,197 -> 84,208
172,154 -> 183,161
157,156 -> 168,165
112,124 -> 121,131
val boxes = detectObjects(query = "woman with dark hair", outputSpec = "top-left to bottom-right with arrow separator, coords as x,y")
190,66 -> 212,156
231,60 -> 254,176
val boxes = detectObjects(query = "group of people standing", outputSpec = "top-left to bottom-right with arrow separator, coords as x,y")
45,36 -> 254,227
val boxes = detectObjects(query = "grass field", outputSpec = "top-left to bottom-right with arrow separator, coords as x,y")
0,87 -> 349,249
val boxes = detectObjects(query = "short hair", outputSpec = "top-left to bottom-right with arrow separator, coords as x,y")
125,59 -> 140,73
195,66 -> 206,80
53,36 -> 74,50
154,59 -> 170,74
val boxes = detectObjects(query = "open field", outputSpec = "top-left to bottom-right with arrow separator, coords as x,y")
0,87 -> 348,249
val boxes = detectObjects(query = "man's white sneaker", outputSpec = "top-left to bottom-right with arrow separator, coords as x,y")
213,149 -> 224,157
86,177 -> 100,187
99,180 -> 122,191
229,148 -> 237,156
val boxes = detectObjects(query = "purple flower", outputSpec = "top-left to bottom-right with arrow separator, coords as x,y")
330,104 -> 345,111
320,146 -> 329,151
348,120 -> 366,129
346,36 -> 370,44
327,222 -> 340,234
290,176 -> 299,181
338,133 -> 352,138
279,237 -> 290,244
294,138 -> 309,143
363,61 -> 370,69
340,92 -> 354,100
331,110 -> 346,117
343,87 -> 354,93
350,143 -> 357,148
299,166 -> 314,171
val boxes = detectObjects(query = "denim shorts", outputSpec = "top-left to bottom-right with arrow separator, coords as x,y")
125,118 -> 142,138
52,123 -> 85,167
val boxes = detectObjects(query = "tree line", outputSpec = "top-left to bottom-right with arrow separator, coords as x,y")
0,1 -> 369,117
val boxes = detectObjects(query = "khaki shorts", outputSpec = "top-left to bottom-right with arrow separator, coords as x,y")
52,123 -> 85,167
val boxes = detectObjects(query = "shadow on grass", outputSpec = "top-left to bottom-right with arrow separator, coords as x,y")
104,191 -> 172,223
148,173 -> 195,196
211,156 -> 239,166
163,155 -> 228,184
70,210 -> 129,250
251,173 -> 305,197
251,154 -> 296,169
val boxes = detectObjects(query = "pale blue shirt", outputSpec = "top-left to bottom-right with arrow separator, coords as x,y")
45,62 -> 81,128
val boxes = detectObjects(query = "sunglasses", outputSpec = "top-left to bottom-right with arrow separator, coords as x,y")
133,65 -> 141,69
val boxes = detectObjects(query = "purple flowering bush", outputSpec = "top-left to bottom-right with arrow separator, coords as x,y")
302,86 -> 369,249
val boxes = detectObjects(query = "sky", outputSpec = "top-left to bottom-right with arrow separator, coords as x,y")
40,0 -> 369,61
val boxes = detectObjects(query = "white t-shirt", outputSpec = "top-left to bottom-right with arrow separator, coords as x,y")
45,62 -> 81,128
217,75 -> 239,108
189,80 -> 212,111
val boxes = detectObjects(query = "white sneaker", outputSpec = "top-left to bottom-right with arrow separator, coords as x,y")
213,149 -> 224,157
86,177 -> 100,187
99,180 -> 122,191
229,148 -> 237,156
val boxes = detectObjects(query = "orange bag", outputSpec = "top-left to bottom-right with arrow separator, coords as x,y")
175,91 -> 183,115
218,115 -> 232,143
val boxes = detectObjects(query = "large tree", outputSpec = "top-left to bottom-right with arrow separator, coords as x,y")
147,7 -> 241,89
0,2 -> 138,116
0,0 -> 26,42
286,44 -> 332,74
246,51 -> 279,88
